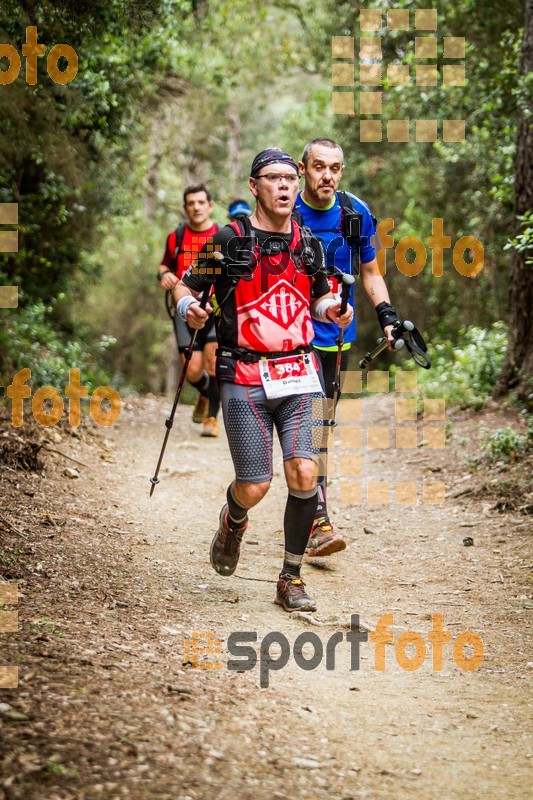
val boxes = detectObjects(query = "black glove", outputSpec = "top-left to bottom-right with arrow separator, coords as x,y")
375,301 -> 399,331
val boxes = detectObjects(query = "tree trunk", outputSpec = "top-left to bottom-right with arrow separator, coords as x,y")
143,118 -> 162,223
182,152 -> 204,187
192,0 -> 208,24
494,0 -> 533,406
227,107 -> 242,198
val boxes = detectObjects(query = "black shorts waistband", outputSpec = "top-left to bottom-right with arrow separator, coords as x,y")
216,345 -> 312,364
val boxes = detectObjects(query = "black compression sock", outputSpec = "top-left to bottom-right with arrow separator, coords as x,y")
284,490 -> 318,557
280,556 -> 302,578
189,372 -> 209,396
226,483 -> 248,527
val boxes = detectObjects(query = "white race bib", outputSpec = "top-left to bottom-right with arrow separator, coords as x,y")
260,353 -> 322,399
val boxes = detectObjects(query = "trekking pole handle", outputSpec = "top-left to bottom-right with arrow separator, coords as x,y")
339,273 -> 356,316
199,285 -> 211,308
358,332 -> 404,369
192,285 -> 212,315
389,318 -> 414,349
389,318 -> 415,350
181,286 -> 212,352
378,335 -> 406,350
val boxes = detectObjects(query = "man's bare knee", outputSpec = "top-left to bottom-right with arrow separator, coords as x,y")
234,480 -> 270,509
183,352 -> 203,383
204,343 -> 217,376
284,458 -> 317,492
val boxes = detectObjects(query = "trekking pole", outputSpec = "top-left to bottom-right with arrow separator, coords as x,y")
329,273 -> 356,426
358,319 -> 413,369
149,286 -> 211,496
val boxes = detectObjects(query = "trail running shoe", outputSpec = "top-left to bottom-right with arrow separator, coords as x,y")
210,503 -> 248,576
192,394 -> 209,423
275,574 -> 317,613
201,417 -> 220,437
306,517 -> 346,558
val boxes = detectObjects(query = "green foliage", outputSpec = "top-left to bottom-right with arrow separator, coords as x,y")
327,0 -> 524,337
0,302 -> 116,391
479,422 -> 532,462
45,760 -> 68,776
74,215 -> 172,393
418,322 -> 508,409
0,0 -> 171,308
0,0 -> 526,393
504,212 -> 533,265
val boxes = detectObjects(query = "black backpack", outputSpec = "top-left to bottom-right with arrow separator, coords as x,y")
206,212 -> 326,314
230,211 -> 325,277
169,222 -> 186,272
336,191 -> 368,276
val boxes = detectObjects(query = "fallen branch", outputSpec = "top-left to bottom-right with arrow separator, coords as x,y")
446,487 -> 474,499
0,513 -> 28,538
42,447 -> 89,468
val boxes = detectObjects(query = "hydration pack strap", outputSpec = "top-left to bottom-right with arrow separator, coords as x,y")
216,345 -> 312,364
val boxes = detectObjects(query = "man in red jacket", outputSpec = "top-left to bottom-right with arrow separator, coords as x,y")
173,149 -> 353,612
157,183 -> 221,437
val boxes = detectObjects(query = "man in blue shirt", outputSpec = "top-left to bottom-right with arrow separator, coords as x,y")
295,137 -> 397,557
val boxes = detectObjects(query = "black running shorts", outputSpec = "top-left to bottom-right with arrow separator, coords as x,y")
174,313 -> 217,354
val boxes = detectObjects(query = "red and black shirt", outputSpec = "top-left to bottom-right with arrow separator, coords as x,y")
161,223 -> 219,280
182,220 -> 330,385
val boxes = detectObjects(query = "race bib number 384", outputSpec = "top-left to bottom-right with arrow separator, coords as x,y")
260,353 -> 322,399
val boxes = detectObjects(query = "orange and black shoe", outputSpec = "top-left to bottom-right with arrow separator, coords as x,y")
201,417 -> 220,437
192,394 -> 209,423
209,503 -> 248,576
306,517 -> 346,558
275,573 -> 317,613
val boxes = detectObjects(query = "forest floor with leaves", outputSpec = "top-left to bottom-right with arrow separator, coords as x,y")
0,392 -> 531,800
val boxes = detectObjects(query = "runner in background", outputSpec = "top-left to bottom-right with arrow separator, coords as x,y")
296,138 -> 397,554
157,184 -> 221,437
227,198 -> 252,221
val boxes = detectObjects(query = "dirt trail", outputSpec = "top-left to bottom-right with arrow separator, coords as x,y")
0,394 -> 531,800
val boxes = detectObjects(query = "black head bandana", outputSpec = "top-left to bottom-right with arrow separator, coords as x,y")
250,148 -> 299,178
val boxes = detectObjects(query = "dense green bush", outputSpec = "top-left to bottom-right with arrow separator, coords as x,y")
479,422 -> 532,462
418,321 -> 508,409
0,301 -> 118,392
504,212 -> 533,265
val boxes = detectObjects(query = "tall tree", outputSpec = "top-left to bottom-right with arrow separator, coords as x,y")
494,0 -> 533,405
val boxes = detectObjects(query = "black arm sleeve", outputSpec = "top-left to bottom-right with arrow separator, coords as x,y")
311,270 -> 331,300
